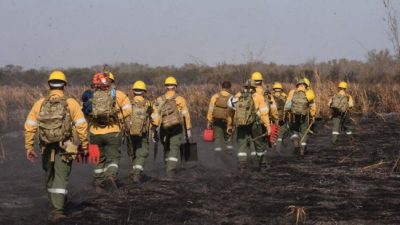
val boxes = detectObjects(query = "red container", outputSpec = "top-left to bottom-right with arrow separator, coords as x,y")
88,144 -> 100,164
202,128 -> 215,142
267,123 -> 280,144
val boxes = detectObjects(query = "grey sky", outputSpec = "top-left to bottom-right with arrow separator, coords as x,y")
0,0 -> 396,69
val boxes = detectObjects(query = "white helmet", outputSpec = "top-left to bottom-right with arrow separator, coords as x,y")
227,96 -> 238,110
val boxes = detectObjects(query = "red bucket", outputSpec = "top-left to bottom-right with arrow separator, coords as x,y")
202,128 -> 214,142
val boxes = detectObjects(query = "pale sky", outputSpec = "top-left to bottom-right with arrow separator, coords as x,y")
0,0 -> 396,69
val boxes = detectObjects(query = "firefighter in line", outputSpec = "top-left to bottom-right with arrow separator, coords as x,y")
24,71 -> 88,221
328,81 -> 354,144
88,73 -> 132,192
270,82 -> 288,150
206,81 -> 234,152
127,80 -> 153,182
284,78 -> 317,155
228,79 -> 271,172
151,76 -> 192,177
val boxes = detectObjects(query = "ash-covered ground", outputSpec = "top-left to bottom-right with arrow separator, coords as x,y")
1,115 -> 400,225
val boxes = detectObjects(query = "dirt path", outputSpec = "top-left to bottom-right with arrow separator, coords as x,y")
1,116 -> 400,225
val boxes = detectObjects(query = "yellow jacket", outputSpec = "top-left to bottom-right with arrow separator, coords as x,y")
24,90 -> 88,151
327,90 -> 354,108
232,91 -> 271,129
285,86 -> 317,117
151,90 -> 192,129
89,90 -> 132,135
256,85 -> 279,123
207,90 -> 233,127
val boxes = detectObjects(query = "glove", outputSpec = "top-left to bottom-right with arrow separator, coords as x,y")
207,122 -> 212,129
310,117 -> 316,124
266,125 -> 272,136
187,129 -> 192,139
226,128 -> 233,136
26,149 -> 37,163
77,145 -> 89,163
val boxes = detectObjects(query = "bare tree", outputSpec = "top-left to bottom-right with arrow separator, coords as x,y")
383,0 -> 400,59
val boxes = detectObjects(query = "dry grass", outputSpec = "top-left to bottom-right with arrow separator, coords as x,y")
0,80 -> 400,132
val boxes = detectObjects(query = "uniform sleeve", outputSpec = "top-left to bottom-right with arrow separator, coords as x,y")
116,91 -> 132,119
348,95 -> 354,109
151,98 -> 162,127
177,96 -> 192,129
207,94 -> 218,123
284,90 -> 295,111
309,101 -> 317,117
255,94 -> 271,128
24,99 -> 44,151
67,99 -> 88,147
268,96 -> 280,123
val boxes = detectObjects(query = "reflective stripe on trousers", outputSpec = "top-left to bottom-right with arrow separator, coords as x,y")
48,188 -> 68,195
94,163 -> 119,174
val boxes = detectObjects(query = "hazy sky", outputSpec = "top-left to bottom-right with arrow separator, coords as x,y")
0,0 -> 397,69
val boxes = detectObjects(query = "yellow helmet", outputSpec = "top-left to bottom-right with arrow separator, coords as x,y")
164,76 -> 177,86
251,71 -> 263,81
296,78 -> 307,87
303,77 -> 311,87
132,80 -> 147,91
48,70 -> 67,83
108,72 -> 115,81
305,89 -> 315,102
272,82 -> 283,90
338,81 -> 348,89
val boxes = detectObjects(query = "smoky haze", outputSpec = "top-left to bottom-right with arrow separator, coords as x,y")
0,0 -> 395,69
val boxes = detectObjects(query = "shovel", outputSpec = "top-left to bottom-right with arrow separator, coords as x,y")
180,116 -> 198,162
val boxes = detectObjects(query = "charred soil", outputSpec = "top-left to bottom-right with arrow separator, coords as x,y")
1,116 -> 400,225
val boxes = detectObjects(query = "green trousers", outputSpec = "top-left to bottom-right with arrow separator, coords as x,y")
160,125 -> 183,174
129,134 -> 149,175
236,122 -> 268,166
331,111 -> 352,143
289,114 -> 309,151
276,121 -> 289,148
42,143 -> 72,213
213,120 -> 234,151
90,132 -> 122,185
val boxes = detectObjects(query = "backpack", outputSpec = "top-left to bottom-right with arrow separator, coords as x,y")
212,94 -> 231,120
81,89 -> 93,116
235,91 -> 256,126
91,89 -> 117,126
291,90 -> 309,116
129,99 -> 150,136
330,93 -> 349,113
159,95 -> 182,129
274,95 -> 287,119
37,96 -> 72,144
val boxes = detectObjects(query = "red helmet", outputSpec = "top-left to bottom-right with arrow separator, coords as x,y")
92,73 -> 110,89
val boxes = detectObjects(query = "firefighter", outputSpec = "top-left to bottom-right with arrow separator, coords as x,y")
271,82 -> 288,149
206,81 -> 234,152
229,79 -> 271,172
127,80 -> 153,182
24,71 -> 88,221
328,81 -> 354,144
151,76 -> 192,177
88,73 -> 132,192
251,71 -> 280,123
284,78 -> 317,155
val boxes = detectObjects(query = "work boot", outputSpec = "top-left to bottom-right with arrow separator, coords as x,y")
331,135 -> 338,145
104,176 -> 118,192
300,147 -> 305,156
132,172 -> 143,183
238,163 -> 247,174
48,210 -> 66,222
259,163 -> 270,172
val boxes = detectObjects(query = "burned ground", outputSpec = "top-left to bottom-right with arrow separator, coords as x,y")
1,115 -> 400,225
